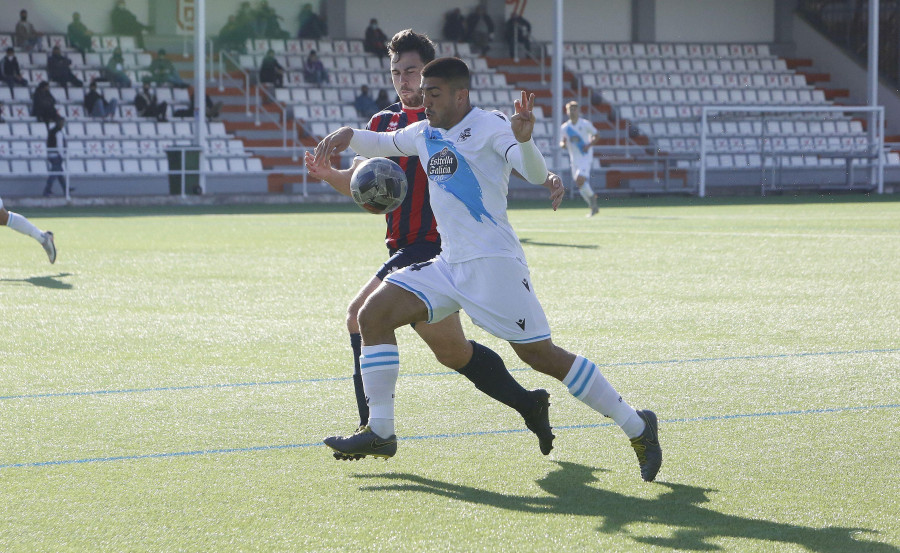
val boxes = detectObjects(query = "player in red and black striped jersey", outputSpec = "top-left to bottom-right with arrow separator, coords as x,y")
305,29 -> 559,459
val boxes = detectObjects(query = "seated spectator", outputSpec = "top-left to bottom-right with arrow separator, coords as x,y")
375,89 -> 392,111
354,84 -> 378,118
505,13 -> 531,58
258,49 -> 285,88
111,0 -> 152,48
67,12 -> 93,54
466,5 -> 494,55
253,0 -> 289,39
134,81 -> 167,121
364,19 -> 388,57
302,50 -> 328,86
216,15 -> 249,54
146,49 -> 188,88
47,46 -> 83,89
31,81 -> 62,125
297,3 -> 327,39
84,80 -> 118,118
1,47 -> 28,88
104,46 -> 132,87
15,9 -> 43,52
443,8 -> 466,42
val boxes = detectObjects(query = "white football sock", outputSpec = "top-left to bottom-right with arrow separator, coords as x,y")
360,344 -> 400,438
6,212 -> 45,242
578,183 -> 594,205
563,355 -> 646,438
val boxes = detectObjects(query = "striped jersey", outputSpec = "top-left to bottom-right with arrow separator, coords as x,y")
366,102 -> 440,251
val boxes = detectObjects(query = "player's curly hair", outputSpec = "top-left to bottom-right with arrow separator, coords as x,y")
387,29 -> 436,64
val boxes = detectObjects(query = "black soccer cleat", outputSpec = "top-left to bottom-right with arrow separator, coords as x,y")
324,425 -> 397,461
521,389 -> 555,455
630,410 -> 662,482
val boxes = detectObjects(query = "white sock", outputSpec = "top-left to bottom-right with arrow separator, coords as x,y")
360,344 -> 400,438
578,183 -> 594,205
6,212 -> 45,242
563,355 -> 646,438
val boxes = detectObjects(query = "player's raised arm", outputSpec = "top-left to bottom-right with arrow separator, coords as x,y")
313,126 -> 354,167
304,150 -> 360,196
510,90 -> 536,143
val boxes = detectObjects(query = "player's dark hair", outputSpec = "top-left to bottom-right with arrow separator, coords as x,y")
387,29 -> 436,64
421,57 -> 471,90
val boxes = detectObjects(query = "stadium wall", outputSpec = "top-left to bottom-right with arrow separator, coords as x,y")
655,0 -> 775,43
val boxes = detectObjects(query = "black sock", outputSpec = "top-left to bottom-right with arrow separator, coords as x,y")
350,332 -> 368,426
456,341 -> 533,413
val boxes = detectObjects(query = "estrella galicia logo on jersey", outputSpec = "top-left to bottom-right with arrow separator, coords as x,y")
457,127 -> 472,142
427,147 -> 458,184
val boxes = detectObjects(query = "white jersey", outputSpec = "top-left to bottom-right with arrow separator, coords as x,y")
561,118 -> 596,167
389,108 -> 527,264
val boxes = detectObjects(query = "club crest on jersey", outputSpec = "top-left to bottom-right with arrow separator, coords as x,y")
457,127 -> 472,142
427,147 -> 458,183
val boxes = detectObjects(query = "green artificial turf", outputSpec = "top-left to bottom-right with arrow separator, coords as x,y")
1,196 -> 897,552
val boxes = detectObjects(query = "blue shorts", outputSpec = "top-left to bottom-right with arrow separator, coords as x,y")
375,240 -> 442,281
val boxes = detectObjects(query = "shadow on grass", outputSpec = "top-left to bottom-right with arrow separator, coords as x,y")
519,237 -> 599,249
0,272 -> 74,289
355,461 -> 896,552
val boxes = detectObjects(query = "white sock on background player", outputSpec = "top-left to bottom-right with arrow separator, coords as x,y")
6,212 -> 45,242
578,183 -> 594,205
360,344 -> 400,438
563,355 -> 646,438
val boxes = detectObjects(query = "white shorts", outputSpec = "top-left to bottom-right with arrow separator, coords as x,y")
572,156 -> 592,180
385,255 -> 551,343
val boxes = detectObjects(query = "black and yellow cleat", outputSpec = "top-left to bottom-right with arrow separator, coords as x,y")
522,389 -> 555,455
630,410 -> 662,482
324,425 -> 397,461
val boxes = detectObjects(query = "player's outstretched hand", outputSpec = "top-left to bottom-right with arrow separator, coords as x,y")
510,90 -> 536,143
304,150 -> 335,181
313,126 -> 354,168
543,171 -> 565,211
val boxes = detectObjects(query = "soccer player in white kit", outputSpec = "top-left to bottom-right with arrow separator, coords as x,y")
314,58 -> 661,481
0,196 -> 56,263
560,100 -> 599,216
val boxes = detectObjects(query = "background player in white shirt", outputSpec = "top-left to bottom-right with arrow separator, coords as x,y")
314,58 -> 662,482
560,100 -> 599,216
0,196 -> 56,263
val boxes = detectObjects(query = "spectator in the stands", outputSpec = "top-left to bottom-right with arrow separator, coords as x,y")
216,15 -> 249,53
67,12 -> 93,54
505,13 -> 531,58
364,19 -> 389,57
253,0 -> 289,39
375,89 -> 391,111
258,48 -> 285,88
135,81 -> 167,122
0,100 -> 5,122
466,4 -> 494,55
47,46 -> 83,89
104,46 -> 132,87
1,48 -> 28,89
31,81 -> 62,125
146,49 -> 188,88
15,9 -> 43,52
443,8 -> 466,42
111,0 -> 152,48
354,84 -> 378,118
84,80 -> 118,118
297,3 -> 327,39
43,118 -> 67,197
302,50 -> 328,85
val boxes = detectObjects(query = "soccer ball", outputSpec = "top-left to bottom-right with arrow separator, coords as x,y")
349,157 -> 408,214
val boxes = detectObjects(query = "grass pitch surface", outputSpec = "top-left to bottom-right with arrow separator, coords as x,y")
1,196 -> 898,552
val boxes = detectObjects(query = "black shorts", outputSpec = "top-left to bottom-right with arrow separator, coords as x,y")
375,240 -> 441,281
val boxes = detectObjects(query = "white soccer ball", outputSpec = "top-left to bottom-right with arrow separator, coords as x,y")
349,157 -> 408,214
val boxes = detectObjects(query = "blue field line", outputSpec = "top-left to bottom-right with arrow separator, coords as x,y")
1,403 -> 896,471
1,347 -> 897,402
